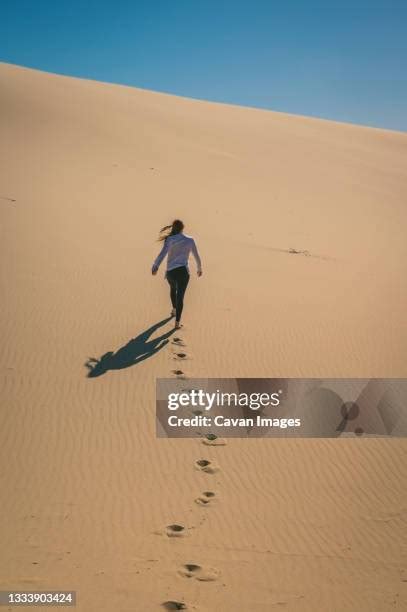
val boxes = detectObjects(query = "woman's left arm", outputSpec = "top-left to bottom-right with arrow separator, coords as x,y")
152,239 -> 169,274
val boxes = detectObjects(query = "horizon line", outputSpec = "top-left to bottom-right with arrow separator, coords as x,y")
1,59 -> 406,136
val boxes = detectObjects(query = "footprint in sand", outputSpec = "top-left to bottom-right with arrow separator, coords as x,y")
173,352 -> 188,360
195,459 -> 219,474
202,434 -> 227,446
195,491 -> 217,507
166,524 -> 186,538
162,602 -> 188,611
172,337 -> 186,347
172,369 -> 186,378
179,563 -> 220,582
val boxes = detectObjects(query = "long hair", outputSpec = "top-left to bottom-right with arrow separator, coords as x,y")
158,219 -> 184,241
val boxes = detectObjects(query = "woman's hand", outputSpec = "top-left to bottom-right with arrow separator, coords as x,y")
152,266 -> 158,275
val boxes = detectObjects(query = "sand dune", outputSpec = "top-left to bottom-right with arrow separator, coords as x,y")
1,62 -> 407,611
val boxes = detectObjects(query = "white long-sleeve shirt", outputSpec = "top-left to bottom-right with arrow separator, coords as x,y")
152,233 -> 202,273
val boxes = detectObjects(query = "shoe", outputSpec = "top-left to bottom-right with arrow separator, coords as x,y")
174,321 -> 182,329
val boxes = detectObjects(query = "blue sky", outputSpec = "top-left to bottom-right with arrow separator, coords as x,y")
1,0 -> 406,131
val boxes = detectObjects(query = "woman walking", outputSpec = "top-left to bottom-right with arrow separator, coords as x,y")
152,220 -> 202,329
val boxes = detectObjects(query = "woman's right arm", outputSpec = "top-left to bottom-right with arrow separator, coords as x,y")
191,240 -> 202,276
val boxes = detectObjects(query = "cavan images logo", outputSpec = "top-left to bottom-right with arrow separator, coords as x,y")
156,378 -> 407,438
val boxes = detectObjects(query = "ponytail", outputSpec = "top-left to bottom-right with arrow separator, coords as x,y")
158,219 -> 184,241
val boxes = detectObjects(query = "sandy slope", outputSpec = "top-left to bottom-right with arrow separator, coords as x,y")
1,62 -> 406,611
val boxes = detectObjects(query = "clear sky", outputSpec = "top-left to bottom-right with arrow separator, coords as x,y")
1,0 -> 406,131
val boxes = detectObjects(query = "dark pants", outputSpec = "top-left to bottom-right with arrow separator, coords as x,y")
166,266 -> 190,322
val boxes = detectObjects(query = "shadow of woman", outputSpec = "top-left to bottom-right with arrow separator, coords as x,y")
85,317 -> 175,377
